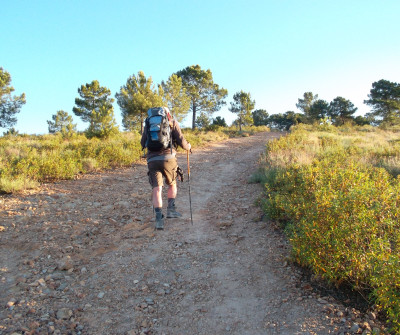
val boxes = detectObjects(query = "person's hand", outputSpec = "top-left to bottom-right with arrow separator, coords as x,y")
187,143 -> 192,153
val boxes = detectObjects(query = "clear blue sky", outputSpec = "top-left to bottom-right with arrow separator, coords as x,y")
2,0 -> 400,134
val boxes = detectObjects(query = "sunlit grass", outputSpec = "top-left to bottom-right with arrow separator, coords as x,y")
0,126 -> 270,193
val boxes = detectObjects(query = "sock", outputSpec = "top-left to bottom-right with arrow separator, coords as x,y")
155,207 -> 163,218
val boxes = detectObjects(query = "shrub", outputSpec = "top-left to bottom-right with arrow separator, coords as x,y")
261,126 -> 400,331
0,176 -> 38,193
0,126 -> 270,193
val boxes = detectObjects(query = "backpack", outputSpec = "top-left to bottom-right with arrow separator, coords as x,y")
145,107 -> 172,151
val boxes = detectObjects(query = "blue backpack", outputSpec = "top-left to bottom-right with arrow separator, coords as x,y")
145,107 -> 172,151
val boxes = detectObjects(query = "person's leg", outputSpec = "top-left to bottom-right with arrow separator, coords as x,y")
153,186 -> 165,230
167,182 -> 177,199
148,161 -> 165,230
167,181 -> 182,218
152,186 -> 163,208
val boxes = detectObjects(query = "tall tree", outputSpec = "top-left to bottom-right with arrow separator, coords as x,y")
116,71 -> 163,133
308,99 -> 330,122
160,74 -> 190,123
328,97 -> 358,125
252,109 -> 269,126
229,91 -> 255,131
296,92 -> 318,122
268,111 -> 303,131
72,80 -> 114,129
212,116 -> 227,127
86,105 -> 119,138
47,110 -> 77,137
0,67 -> 26,128
364,79 -> 400,125
176,65 -> 228,129
195,112 -> 211,129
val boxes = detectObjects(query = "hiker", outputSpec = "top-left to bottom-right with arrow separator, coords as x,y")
141,107 -> 191,230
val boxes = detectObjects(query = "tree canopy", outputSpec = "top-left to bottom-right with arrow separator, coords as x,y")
328,97 -> 358,125
47,110 -> 77,137
160,74 -> 190,123
73,80 -> 114,126
296,92 -> 318,122
252,109 -> 269,126
115,71 -> 163,133
364,79 -> 400,125
308,99 -> 330,121
212,116 -> 227,127
86,105 -> 119,138
0,67 -> 26,129
229,90 -> 255,131
268,111 -> 303,131
176,65 -> 228,129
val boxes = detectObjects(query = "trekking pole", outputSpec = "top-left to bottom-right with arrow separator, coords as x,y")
187,150 -> 193,225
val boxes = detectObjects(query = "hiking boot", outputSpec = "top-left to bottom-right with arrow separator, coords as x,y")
167,207 -> 182,218
155,211 -> 165,230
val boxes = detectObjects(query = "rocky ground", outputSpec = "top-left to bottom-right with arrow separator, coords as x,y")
0,132 -> 387,334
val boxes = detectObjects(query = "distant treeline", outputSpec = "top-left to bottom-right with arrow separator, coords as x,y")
1,65 -> 399,137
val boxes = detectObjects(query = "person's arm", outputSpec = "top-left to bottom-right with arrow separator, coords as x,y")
172,120 -> 191,151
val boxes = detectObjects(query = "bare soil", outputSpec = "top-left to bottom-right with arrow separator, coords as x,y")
0,132 -> 383,334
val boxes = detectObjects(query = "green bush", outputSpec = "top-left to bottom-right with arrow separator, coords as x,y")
261,126 -> 400,331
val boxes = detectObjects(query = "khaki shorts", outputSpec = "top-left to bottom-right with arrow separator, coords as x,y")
147,158 -> 178,188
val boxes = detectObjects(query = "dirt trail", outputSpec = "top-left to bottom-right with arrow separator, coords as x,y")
0,133 -> 361,334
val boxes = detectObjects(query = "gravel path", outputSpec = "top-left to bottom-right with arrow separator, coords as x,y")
0,132 -> 383,334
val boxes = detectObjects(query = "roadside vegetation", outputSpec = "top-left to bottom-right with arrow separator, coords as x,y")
255,123 -> 400,332
0,126 -> 268,193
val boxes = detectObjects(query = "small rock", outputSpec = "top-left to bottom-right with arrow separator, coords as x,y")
56,308 -> 72,320
156,289 -> 165,296
57,259 -> 73,271
368,312 -> 376,320
29,321 -> 40,329
57,282 -> 68,291
97,292 -> 105,299
6,301 -> 15,308
323,306 -> 334,314
361,321 -> 371,331
350,323 -> 360,333
38,278 -> 46,287
40,313 -> 50,321
145,298 -> 154,305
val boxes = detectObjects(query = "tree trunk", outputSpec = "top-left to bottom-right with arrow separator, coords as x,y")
192,105 -> 197,129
